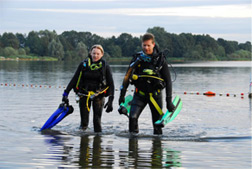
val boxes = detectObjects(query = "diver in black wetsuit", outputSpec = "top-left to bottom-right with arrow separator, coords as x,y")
119,33 -> 174,135
62,44 -> 114,132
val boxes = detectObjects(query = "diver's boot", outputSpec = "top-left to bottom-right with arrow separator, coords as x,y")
129,118 -> 139,134
154,126 -> 162,135
79,125 -> 88,131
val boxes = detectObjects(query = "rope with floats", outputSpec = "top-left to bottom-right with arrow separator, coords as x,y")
1,83 -> 251,99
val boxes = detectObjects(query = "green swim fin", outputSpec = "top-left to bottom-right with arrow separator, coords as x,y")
118,95 -> 133,117
155,95 -> 182,127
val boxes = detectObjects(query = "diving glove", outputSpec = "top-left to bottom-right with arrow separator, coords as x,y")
62,91 -> 69,105
104,95 -> 114,113
118,95 -> 125,105
166,96 -> 175,112
118,87 -> 126,105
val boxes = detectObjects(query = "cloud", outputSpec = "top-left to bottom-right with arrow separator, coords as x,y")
6,0 -> 115,1
12,4 -> 250,18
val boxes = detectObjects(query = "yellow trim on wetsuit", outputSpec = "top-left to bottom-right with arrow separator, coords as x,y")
86,91 -> 95,112
149,93 -> 163,115
132,74 -> 164,81
137,89 -> 163,115
85,86 -> 109,112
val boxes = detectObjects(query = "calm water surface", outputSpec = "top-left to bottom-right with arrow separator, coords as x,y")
0,61 -> 251,168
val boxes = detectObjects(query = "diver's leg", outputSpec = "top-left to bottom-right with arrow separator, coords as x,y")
92,96 -> 105,132
129,93 -> 147,133
149,93 -> 163,135
79,96 -> 91,130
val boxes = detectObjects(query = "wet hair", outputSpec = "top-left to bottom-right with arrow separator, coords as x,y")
142,33 -> 155,43
90,44 -> 104,54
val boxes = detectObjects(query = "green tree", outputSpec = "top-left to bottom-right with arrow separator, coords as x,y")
3,47 -> 18,56
239,41 -> 251,51
0,47 -> 3,56
1,33 -> 19,49
16,33 -> 26,48
106,44 -> 122,57
24,47 -> 30,55
38,30 -> 58,56
48,39 -> 64,60
26,31 -> 43,56
217,38 -> 238,54
75,42 -> 88,60
215,46 -> 226,60
18,48 -> 26,55
116,33 -> 139,57
228,49 -> 251,60
0,35 -> 2,48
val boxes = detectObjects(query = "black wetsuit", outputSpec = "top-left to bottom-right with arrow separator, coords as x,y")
65,58 -> 114,132
120,46 -> 173,134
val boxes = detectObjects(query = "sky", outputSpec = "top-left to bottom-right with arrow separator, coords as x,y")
0,0 -> 251,43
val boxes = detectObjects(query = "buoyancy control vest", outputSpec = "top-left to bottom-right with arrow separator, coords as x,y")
75,58 -> 107,93
130,51 -> 166,93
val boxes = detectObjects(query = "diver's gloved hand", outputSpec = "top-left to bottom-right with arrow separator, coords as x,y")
104,95 -> 114,113
62,91 -> 69,105
119,87 -> 126,105
119,94 -> 125,105
166,96 -> 175,112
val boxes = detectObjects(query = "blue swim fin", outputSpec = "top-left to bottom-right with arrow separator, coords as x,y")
40,103 -> 74,131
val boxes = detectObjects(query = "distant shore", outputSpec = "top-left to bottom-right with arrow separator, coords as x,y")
0,56 -> 58,61
0,56 -> 250,62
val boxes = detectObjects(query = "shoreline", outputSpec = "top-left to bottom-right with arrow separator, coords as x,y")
0,56 -> 58,61
0,56 -> 250,62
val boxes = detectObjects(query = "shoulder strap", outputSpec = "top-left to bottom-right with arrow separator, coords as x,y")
83,58 -> 91,68
101,59 -> 107,86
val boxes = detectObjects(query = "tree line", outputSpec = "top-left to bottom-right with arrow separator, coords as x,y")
0,26 -> 251,61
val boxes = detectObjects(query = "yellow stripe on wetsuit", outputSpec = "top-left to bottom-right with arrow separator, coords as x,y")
86,86 -> 109,112
149,93 -> 163,115
138,90 -> 164,115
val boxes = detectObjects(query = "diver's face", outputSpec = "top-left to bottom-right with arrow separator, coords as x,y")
142,39 -> 155,55
91,48 -> 103,62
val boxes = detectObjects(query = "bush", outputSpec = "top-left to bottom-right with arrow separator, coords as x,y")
18,48 -> 26,55
228,49 -> 251,60
3,47 -> 18,56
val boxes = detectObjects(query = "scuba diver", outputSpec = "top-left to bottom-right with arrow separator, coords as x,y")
119,33 -> 175,135
62,44 -> 114,132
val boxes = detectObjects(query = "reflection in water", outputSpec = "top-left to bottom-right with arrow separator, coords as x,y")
79,135 -> 114,168
78,135 -> 114,168
42,132 -> 181,168
119,137 -> 181,168
41,130 -> 74,164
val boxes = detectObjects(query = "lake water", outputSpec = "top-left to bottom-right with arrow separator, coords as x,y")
0,60 -> 251,169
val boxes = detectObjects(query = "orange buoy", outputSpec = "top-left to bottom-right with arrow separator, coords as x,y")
184,92 -> 187,94
203,91 -> 216,96
226,93 -> 230,96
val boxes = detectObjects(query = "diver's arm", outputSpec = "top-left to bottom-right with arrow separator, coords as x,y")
160,60 -> 175,112
161,61 -> 172,98
64,62 -> 82,94
120,56 -> 141,97
105,64 -> 115,96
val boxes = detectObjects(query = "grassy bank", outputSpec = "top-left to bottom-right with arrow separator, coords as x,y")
0,55 -> 58,61
1,55 -> 250,62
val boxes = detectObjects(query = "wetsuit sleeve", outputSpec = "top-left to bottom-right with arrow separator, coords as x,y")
160,60 -> 172,98
120,56 -> 139,97
105,64 -> 115,96
64,62 -> 83,94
